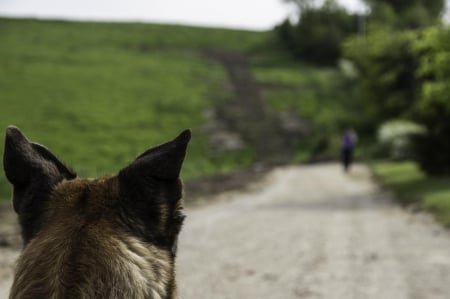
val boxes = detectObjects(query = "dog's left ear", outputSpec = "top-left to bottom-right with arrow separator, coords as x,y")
4,126 -> 75,188
119,129 -> 191,181
3,126 -> 76,242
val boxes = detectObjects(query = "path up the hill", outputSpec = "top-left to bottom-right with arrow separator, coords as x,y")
204,50 -> 305,164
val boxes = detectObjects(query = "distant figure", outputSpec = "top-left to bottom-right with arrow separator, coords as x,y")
341,128 -> 357,172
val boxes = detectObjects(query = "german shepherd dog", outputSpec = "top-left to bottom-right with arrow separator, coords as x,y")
3,126 -> 190,299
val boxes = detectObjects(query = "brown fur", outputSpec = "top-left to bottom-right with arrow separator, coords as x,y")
3,126 -> 190,299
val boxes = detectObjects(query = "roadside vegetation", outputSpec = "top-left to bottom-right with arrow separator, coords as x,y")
276,0 -> 449,226
373,161 -> 450,226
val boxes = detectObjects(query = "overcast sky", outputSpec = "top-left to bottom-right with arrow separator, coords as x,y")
0,0 -> 367,30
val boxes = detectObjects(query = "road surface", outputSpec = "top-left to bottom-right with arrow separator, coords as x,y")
1,164 -> 449,298
177,164 -> 450,299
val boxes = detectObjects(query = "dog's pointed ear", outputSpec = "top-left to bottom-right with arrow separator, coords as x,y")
4,126 -> 76,241
4,126 -> 75,187
119,129 -> 191,181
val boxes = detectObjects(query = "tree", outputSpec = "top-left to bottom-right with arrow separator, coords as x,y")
410,26 -> 450,175
276,0 -> 358,65
363,0 -> 445,18
363,0 -> 445,28
343,29 -> 419,128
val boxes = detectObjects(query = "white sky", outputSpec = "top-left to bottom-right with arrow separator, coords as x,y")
0,0 -> 367,31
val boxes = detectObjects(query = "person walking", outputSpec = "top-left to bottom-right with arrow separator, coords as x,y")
341,128 -> 357,172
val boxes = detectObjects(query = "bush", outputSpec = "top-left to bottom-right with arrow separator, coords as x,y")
377,119 -> 426,160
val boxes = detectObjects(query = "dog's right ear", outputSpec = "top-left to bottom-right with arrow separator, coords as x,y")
117,130 -> 190,250
119,129 -> 191,182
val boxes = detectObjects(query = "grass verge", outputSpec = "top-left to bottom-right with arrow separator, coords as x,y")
372,161 -> 450,227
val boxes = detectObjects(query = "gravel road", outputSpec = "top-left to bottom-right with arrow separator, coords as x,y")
1,163 -> 449,298
177,164 -> 450,299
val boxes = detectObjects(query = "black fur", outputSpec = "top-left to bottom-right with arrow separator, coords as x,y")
4,126 -> 191,299
118,130 -> 190,254
3,126 -> 76,243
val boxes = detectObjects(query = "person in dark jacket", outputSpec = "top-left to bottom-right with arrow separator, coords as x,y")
341,128 -> 357,172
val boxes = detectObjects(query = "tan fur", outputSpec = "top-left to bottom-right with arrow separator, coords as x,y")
4,127 -> 190,299
9,177 -> 179,299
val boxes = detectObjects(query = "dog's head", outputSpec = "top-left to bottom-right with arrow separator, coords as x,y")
3,126 -> 190,257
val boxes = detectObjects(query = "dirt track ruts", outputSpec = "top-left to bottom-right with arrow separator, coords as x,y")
1,163 -> 449,298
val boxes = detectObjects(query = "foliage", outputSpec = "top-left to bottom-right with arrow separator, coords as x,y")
343,28 -> 419,130
275,0 -> 358,65
410,26 -> 450,175
363,0 -> 445,29
278,0 -> 445,65
0,18 -> 266,199
373,161 -> 450,226
275,20 -> 298,58
377,119 -> 426,160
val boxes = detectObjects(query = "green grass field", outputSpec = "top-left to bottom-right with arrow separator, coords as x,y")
372,161 -> 450,227
0,18 -> 268,199
0,17 -> 359,200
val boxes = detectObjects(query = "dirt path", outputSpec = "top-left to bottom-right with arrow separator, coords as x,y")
204,50 -> 305,164
177,163 -> 450,299
1,163 -> 449,298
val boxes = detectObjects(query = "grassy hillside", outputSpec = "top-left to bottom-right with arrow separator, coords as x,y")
0,18 -> 356,200
0,18 -> 268,199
